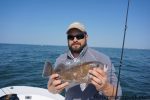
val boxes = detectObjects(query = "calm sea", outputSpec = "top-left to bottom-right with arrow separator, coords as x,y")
0,43 -> 150,97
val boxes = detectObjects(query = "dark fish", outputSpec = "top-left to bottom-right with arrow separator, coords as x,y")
42,61 -> 107,84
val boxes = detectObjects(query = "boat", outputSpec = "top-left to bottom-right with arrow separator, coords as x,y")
0,86 -> 64,100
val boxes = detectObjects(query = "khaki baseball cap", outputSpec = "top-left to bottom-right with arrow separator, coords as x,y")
66,22 -> 87,34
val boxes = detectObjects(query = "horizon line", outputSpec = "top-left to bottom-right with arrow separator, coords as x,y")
0,42 -> 149,50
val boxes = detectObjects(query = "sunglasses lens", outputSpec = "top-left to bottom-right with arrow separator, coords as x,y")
76,34 -> 84,40
67,33 -> 85,40
67,35 -> 74,40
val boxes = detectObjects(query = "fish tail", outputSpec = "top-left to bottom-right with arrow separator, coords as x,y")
42,61 -> 53,78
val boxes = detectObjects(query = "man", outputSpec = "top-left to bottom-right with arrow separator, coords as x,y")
47,22 -> 122,99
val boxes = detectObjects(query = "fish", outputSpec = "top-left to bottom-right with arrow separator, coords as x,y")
42,61 -> 108,84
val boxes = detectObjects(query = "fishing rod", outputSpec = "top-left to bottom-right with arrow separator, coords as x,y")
115,0 -> 130,99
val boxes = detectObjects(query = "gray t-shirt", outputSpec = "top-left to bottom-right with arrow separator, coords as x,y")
53,46 -> 122,100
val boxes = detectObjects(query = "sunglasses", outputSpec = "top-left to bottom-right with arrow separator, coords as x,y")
67,33 -> 85,40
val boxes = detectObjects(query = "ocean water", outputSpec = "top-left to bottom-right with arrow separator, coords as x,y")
0,43 -> 150,97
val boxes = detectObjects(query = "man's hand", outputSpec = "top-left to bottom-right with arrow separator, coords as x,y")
48,73 -> 69,94
89,68 -> 108,91
89,68 -> 117,98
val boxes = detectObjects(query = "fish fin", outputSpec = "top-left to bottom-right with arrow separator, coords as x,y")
42,60 -> 53,78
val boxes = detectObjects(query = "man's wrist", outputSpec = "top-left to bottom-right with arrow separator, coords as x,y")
101,82 -> 116,97
101,82 -> 110,93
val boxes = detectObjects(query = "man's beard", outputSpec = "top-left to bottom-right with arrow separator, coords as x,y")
69,42 -> 87,53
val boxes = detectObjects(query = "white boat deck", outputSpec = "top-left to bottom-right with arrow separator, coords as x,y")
0,86 -> 64,100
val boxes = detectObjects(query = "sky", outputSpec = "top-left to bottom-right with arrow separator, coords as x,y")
0,0 -> 150,49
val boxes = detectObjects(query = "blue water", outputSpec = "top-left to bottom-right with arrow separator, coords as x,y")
0,43 -> 150,97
